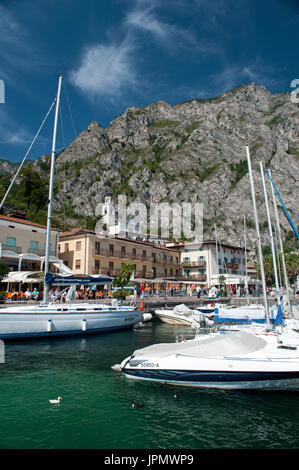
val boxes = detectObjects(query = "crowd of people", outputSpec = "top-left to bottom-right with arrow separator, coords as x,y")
4,282 -> 275,303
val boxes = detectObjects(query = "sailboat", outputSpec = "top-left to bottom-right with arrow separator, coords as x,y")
117,146 -> 299,391
0,76 -> 143,339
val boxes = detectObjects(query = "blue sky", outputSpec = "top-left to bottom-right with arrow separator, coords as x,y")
0,0 -> 298,162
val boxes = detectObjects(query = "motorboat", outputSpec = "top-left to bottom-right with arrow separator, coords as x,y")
154,304 -> 213,328
120,328 -> 299,390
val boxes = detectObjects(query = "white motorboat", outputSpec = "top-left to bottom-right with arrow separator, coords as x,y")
120,329 -> 299,390
154,304 -> 212,328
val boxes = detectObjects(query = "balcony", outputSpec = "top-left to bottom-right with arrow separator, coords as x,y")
2,244 -> 22,254
177,274 -> 207,282
28,247 -> 46,256
181,260 -> 206,268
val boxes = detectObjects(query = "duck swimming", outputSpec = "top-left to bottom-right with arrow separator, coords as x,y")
49,396 -> 63,404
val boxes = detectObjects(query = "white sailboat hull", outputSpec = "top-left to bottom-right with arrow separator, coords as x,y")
0,304 -> 143,339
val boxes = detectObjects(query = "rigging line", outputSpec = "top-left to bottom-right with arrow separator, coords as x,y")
265,168 -> 299,240
0,97 -> 57,211
59,99 -> 65,150
62,77 -> 77,139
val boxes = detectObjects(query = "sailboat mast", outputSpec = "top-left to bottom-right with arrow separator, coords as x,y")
44,75 -> 63,303
245,146 -> 270,329
259,162 -> 281,307
243,215 -> 249,303
214,224 -> 219,285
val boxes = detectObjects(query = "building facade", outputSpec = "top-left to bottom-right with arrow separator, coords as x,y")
0,214 -> 59,272
58,228 -> 181,281
168,240 -> 257,288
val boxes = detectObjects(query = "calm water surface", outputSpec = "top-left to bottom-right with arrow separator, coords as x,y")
0,319 -> 298,449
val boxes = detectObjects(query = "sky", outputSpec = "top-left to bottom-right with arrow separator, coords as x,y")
0,0 -> 298,162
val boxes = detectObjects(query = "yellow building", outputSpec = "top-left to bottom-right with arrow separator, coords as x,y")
58,227 -> 181,282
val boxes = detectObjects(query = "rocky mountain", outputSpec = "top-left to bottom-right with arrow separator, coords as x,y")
1,83 -> 298,250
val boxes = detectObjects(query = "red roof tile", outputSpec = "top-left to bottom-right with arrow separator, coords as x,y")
0,214 -> 50,230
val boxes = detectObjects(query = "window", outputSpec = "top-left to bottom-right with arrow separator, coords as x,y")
132,248 -> 137,258
109,244 -> 114,255
95,260 -> 100,271
121,246 -> 126,256
30,240 -> 38,250
65,243 -> 69,252
95,241 -> 100,255
75,259 -> 81,269
76,241 -> 81,251
6,237 -> 16,247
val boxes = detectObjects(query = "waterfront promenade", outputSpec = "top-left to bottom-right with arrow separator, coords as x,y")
1,294 -> 298,317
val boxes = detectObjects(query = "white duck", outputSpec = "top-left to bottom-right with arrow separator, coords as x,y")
49,396 -> 63,404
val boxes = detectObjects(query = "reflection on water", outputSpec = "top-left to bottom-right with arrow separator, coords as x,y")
0,318 -> 299,449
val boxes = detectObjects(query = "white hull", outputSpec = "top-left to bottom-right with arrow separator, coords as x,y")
155,310 -> 193,326
121,330 -> 299,391
0,303 -> 143,339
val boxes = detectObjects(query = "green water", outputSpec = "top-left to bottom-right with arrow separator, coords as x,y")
0,319 -> 299,449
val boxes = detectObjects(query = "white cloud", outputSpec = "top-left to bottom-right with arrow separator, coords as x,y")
69,42 -> 137,100
124,2 -> 198,50
68,0 -> 218,101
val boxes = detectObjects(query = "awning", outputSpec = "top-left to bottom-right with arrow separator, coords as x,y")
45,272 -> 113,286
19,253 -> 41,261
1,250 -> 20,259
2,271 -> 44,283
